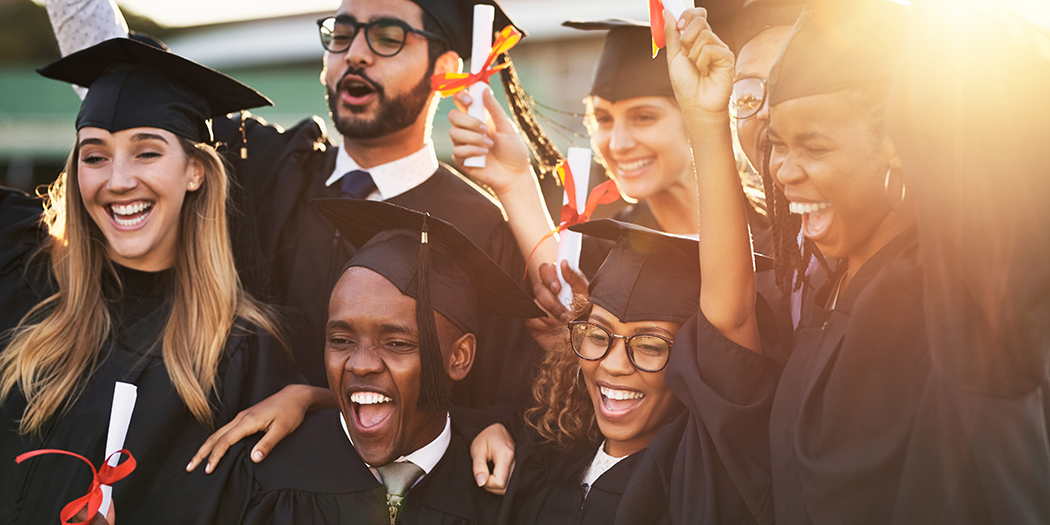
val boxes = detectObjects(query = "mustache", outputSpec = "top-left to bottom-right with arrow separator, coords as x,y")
337,67 -> 384,97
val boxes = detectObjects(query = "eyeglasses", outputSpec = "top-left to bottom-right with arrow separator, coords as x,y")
729,77 -> 767,120
568,321 -> 673,373
317,16 -> 448,57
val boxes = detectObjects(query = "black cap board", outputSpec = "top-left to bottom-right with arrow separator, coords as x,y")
766,0 -> 908,107
564,19 -> 675,103
37,38 -> 272,143
726,0 -> 805,54
570,219 -> 772,325
410,0 -> 524,58
314,198 -> 543,410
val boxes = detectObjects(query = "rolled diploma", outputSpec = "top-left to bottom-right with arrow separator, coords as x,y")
98,382 -> 138,518
463,4 -> 495,169
556,147 -> 592,307
662,0 -> 687,21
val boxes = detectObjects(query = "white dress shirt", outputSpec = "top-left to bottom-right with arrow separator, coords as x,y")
340,412 -> 452,486
325,142 -> 440,201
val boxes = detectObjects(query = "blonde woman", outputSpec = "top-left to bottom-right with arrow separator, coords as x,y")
0,39 -> 302,525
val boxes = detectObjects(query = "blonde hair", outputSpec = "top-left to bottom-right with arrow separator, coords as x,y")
0,138 -> 284,436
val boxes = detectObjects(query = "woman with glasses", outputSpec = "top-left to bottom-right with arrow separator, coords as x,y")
492,219 -> 702,524
0,39 -> 302,524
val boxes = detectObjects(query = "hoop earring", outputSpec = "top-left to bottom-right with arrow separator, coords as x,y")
884,167 -> 906,211
570,365 -> 582,393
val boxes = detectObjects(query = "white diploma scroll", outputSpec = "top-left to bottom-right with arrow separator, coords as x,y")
555,147 -> 593,308
464,4 -> 495,168
662,0 -> 687,21
99,382 -> 138,519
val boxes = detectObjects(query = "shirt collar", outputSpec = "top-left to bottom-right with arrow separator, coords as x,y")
324,142 -> 439,200
340,411 -> 451,475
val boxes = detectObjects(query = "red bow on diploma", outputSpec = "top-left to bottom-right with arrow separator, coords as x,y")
524,160 -> 620,275
16,448 -> 136,525
649,0 -> 667,58
431,25 -> 522,97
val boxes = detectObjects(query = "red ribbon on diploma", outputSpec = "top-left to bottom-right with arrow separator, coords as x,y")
524,160 -> 620,276
649,0 -> 667,58
431,25 -> 522,97
16,448 -> 136,525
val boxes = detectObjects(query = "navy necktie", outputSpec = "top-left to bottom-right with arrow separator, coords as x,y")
340,169 -> 377,200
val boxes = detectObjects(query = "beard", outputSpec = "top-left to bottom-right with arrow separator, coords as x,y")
327,66 -> 434,140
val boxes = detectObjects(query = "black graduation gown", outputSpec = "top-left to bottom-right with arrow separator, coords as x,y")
0,193 -> 304,525
219,408 -> 502,524
665,229 -> 1050,524
496,435 -> 650,525
213,115 -> 540,409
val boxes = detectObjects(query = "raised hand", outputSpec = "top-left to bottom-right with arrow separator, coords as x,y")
449,88 -> 533,195
664,8 -> 736,117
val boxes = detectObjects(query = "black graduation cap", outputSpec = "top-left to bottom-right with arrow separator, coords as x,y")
570,219 -> 772,325
410,0 -> 524,58
563,19 -> 675,103
37,37 -> 272,143
725,0 -> 805,54
314,198 -> 543,410
766,0 -> 908,107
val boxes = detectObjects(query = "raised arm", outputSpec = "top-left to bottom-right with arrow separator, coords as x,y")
448,88 -> 557,290
665,8 -> 759,352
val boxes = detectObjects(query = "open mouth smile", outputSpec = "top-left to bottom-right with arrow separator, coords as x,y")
107,200 -> 153,228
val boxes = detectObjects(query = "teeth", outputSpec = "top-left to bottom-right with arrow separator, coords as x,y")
350,392 -> 392,405
111,202 -> 152,216
789,201 -> 832,215
617,158 -> 654,172
600,386 -> 644,401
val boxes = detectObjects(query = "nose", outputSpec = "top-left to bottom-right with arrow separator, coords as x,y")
344,344 -> 385,377
599,337 -> 635,376
345,27 -> 374,68
772,150 -> 805,188
107,155 -> 140,193
607,121 -> 636,156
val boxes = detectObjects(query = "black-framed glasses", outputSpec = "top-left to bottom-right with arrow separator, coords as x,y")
317,16 -> 448,57
568,321 -> 673,373
730,77 -> 767,119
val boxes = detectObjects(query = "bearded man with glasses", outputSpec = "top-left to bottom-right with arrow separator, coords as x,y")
44,0 -> 546,415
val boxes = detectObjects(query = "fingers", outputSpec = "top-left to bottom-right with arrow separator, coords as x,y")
538,262 -> 562,294
487,449 -> 516,495
482,88 -> 515,134
187,416 -> 239,472
250,419 -> 296,463
560,260 -> 590,297
533,280 -> 569,322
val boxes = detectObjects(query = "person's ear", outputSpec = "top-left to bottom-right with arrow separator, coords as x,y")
186,157 -> 205,192
445,332 -> 475,381
434,50 -> 462,77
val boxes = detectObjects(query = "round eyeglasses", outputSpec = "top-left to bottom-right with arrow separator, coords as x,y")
729,77 -> 767,120
317,16 -> 448,57
568,321 -> 673,373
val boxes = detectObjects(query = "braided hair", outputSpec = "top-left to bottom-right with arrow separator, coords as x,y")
497,54 -> 564,177
758,138 -> 828,293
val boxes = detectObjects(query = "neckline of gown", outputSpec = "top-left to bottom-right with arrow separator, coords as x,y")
106,263 -> 174,354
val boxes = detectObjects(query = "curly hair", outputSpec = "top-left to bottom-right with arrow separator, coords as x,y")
524,298 -> 601,450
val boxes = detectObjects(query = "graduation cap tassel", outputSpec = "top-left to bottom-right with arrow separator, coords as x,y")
415,215 -> 452,411
498,55 -> 563,179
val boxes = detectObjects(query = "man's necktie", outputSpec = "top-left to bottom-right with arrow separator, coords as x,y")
376,461 -> 425,524
340,169 -> 377,200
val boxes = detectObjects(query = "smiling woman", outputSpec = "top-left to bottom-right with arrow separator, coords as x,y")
0,38 -> 303,525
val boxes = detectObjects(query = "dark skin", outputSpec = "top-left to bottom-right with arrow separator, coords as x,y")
187,267 -> 475,471
327,267 -> 475,466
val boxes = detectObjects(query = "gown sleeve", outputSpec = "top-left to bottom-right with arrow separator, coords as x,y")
623,299 -> 783,525
889,3 -> 1050,398
217,323 -> 308,419
0,188 -> 50,336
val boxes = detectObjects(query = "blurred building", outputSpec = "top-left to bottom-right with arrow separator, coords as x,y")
0,0 -> 649,194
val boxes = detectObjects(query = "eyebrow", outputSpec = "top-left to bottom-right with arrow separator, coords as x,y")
795,131 -> 832,142
379,322 -> 417,336
130,132 -> 169,144
334,14 -> 411,26
78,137 -> 107,148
